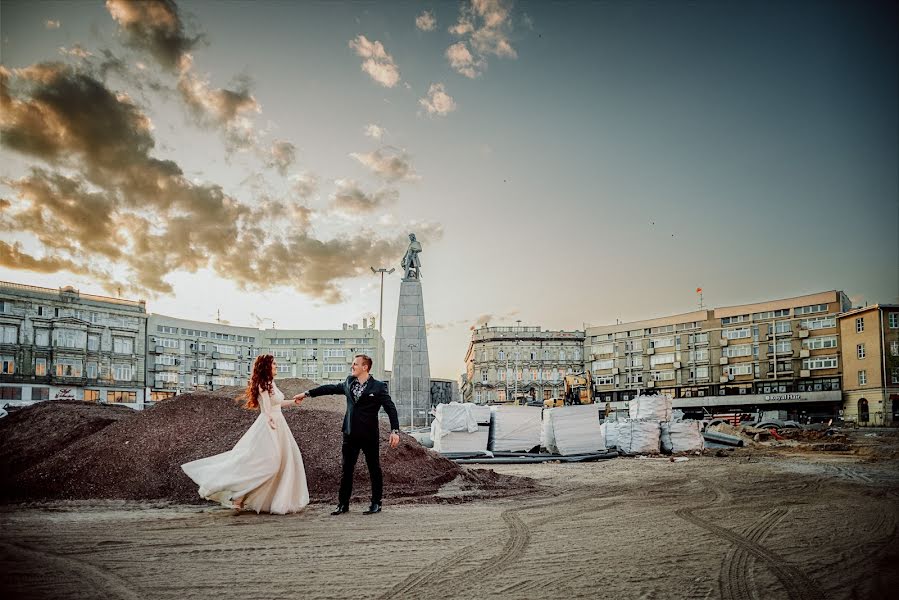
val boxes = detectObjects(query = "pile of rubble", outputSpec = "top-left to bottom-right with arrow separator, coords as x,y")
0,379 -> 534,505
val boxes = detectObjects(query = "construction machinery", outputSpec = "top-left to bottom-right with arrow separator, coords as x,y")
544,372 -> 594,408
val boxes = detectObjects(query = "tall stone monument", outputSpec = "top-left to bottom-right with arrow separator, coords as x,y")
391,233 -> 430,428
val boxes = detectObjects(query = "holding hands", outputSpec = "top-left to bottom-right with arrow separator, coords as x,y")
293,392 -> 307,405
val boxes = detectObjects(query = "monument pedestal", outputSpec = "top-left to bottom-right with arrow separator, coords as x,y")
391,277 -> 430,428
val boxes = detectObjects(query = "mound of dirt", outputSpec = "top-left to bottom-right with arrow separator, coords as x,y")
1,379 -> 533,505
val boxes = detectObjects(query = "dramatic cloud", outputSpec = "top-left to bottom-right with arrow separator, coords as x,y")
290,172 -> 319,199
105,0 -> 200,72
447,0 -> 518,77
349,147 -> 419,182
58,45 -> 93,60
330,179 -> 398,214
419,83 -> 457,117
348,35 -> 400,88
415,11 -> 437,32
364,123 -> 386,140
0,62 -> 435,302
267,140 -> 296,175
445,42 -> 485,79
45,20 -> 61,30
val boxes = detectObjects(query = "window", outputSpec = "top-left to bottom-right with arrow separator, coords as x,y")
858,370 -> 867,385
801,316 -> 836,331
0,324 -> 19,345
215,360 -> 236,371
1,356 -> 15,374
34,358 -> 47,376
651,337 -> 675,348
559,350 -> 566,360
156,372 -> 178,384
516,369 -> 522,381
531,368 -> 538,381
54,329 -> 86,349
594,374 -> 614,385
84,389 -> 100,402
108,391 -> 137,403
690,366 -> 709,380
723,344 -> 752,358
276,365 -> 291,374
891,341 -> 899,357
803,356 -> 838,370
594,358 -> 615,370
889,313 -> 899,329
649,353 -> 675,367
499,370 -> 506,381
803,336 -> 837,350
723,327 -> 750,340
720,315 -> 748,325
113,337 -> 134,354
724,364 -> 753,377
650,370 -> 675,381
156,354 -> 177,366
113,364 -> 133,381
214,344 -> 236,355
767,340 -> 791,355
55,358 -> 83,377
211,376 -> 237,385
625,372 -> 643,384
627,355 -> 643,368
592,343 -> 614,356
650,324 -> 676,334
857,344 -> 866,359
892,369 -> 899,385
855,317 -> 864,333
481,370 -> 488,383
688,333 -> 709,345
86,362 -> 97,379
753,308 -> 791,320
272,350 -> 290,359
31,387 -> 49,400
771,321 -> 791,335
0,384 -> 23,400
795,304 -> 828,315
33,329 -> 49,347
498,350 -> 505,360
475,391 -> 482,403
497,390 -> 506,403
324,364 -> 346,373
157,337 -> 179,349
324,349 -> 346,358
530,350 -> 537,360
543,349 -> 551,360
157,325 -> 178,334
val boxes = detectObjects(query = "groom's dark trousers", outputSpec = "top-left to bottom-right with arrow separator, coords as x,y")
339,434 -> 382,505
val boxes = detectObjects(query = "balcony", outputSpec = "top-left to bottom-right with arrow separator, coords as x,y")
800,349 -> 810,358
798,330 -> 809,338
646,381 -> 655,388
800,369 -> 811,377
646,348 -> 655,355
719,357 -> 729,365
719,338 -> 729,346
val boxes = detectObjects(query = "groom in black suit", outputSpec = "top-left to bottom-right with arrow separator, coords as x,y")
294,354 -> 400,515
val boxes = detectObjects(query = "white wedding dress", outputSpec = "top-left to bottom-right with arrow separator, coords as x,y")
182,382 -> 310,514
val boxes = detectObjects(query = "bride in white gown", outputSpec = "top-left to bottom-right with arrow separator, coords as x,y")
182,354 -> 310,514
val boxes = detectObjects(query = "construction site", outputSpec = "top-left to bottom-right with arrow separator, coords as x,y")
1,381 -> 897,600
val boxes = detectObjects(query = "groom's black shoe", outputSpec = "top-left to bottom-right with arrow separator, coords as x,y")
330,504 -> 349,516
363,503 -> 381,515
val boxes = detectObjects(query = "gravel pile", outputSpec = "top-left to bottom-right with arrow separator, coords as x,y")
1,379 -> 532,504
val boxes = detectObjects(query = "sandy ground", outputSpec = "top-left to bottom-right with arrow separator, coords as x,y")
3,432 -> 899,600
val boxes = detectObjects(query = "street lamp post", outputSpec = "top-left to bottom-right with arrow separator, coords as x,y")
408,343 -> 417,428
370,267 -> 395,335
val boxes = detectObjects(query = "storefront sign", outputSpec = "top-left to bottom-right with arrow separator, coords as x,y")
764,394 -> 802,401
54,388 -> 76,400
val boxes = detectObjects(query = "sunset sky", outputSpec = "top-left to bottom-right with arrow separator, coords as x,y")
1,0 -> 896,380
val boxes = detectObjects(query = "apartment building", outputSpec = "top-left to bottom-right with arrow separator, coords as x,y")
258,320 -> 385,383
146,314 -> 260,403
462,326 -> 586,404
0,281 -> 148,408
838,304 -> 899,426
585,291 -> 851,421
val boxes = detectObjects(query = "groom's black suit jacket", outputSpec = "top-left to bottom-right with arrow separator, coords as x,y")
307,376 -> 400,443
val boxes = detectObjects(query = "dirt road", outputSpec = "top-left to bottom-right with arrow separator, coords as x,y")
3,445 -> 898,600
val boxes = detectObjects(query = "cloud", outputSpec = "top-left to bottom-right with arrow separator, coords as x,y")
1,62 -> 436,302
45,20 -> 62,30
364,123 -> 386,140
415,11 -> 437,32
58,45 -> 93,60
419,83 -> 457,117
176,56 -> 260,150
445,42 -> 485,79
348,35 -> 400,88
349,147 -> 419,182
290,172 -> 319,199
105,0 -> 200,72
267,140 -> 296,175
330,179 -> 398,214
447,0 -> 518,77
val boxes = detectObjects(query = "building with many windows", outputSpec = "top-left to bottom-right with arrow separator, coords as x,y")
258,320 -> 385,383
146,314 -> 260,404
838,304 -> 899,426
586,291 -> 852,421
0,281 -> 148,408
462,326 -> 586,404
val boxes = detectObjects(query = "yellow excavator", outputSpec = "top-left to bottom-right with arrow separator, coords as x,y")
544,372 -> 594,408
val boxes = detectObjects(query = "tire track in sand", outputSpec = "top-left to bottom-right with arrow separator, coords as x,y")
719,507 -> 791,600
1,541 -> 140,600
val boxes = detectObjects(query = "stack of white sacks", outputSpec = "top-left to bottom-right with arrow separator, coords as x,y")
541,404 -> 606,455
431,402 -> 492,453
603,395 -> 703,455
488,405 -> 543,452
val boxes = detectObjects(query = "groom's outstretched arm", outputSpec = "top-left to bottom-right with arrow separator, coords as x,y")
306,382 -> 345,397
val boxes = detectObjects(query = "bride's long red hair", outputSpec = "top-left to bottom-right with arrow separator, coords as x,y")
244,354 -> 274,410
